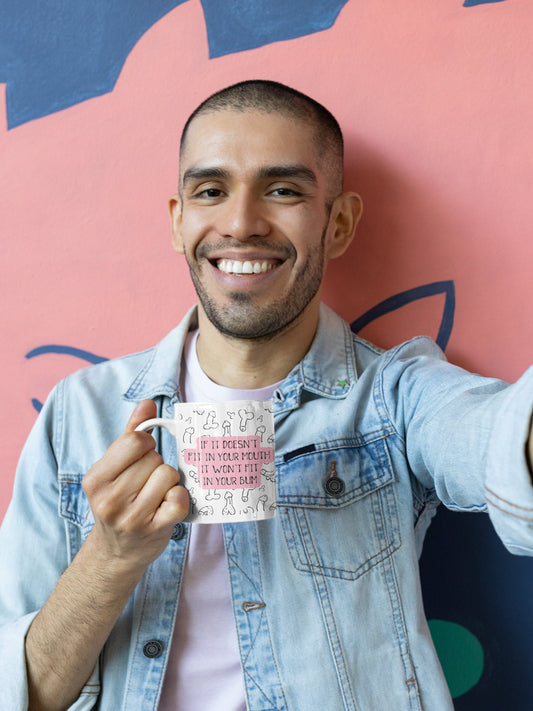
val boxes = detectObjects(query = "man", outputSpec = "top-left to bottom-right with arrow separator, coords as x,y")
1,80 -> 533,711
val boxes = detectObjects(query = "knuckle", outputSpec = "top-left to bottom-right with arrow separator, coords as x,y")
145,449 -> 164,469
91,497 -> 117,523
82,473 -> 94,497
156,463 -> 180,486
82,465 -> 103,498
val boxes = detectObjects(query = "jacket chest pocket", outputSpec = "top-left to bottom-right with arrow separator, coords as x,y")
277,439 -> 400,581
59,473 -> 95,558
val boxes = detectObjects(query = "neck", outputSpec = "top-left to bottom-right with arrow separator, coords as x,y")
195,302 -> 320,389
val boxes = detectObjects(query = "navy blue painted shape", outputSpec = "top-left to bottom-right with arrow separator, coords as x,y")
350,281 -> 455,352
0,1 -> 188,129
26,345 -> 108,412
1,0 -> 508,129
30,398 -> 43,414
0,0 -> 348,128
463,0 -> 506,6
200,0 -> 348,58
26,345 -> 108,364
420,506 -> 533,708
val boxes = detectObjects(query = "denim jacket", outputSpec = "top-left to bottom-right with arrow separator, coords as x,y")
2,304 -> 533,711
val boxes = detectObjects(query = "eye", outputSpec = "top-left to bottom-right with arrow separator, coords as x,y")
270,186 -> 302,198
200,188 -> 223,198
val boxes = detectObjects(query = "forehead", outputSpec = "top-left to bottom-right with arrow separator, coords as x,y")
179,109 -> 320,180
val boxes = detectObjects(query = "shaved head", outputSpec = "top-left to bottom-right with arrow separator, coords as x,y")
179,80 -> 344,204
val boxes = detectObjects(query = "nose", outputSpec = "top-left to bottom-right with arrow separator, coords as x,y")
217,189 -> 270,241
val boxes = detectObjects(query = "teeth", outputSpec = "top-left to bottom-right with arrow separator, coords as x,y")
217,259 -> 275,275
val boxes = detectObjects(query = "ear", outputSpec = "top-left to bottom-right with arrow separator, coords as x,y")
168,193 -> 184,254
325,192 -> 363,260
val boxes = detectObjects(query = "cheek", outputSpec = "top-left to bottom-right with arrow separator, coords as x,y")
291,216 -> 328,258
178,215 -> 208,256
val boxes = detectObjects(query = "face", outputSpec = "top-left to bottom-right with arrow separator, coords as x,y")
170,109 -> 358,341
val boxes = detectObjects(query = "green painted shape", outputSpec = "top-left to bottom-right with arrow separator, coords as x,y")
428,619 -> 484,699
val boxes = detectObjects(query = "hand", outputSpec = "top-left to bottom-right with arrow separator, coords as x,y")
82,399 -> 189,574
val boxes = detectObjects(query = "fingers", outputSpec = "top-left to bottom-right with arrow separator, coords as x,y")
127,462 -> 180,513
94,464 -> 187,532
81,400 -> 189,571
85,399 -> 160,490
135,466 -> 190,525
84,430 -> 158,491
83,418 -> 187,523
155,485 -> 190,526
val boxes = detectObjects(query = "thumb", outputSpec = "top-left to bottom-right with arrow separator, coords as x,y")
125,399 -> 158,433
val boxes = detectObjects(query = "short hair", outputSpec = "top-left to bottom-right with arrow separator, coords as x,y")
179,79 -> 344,200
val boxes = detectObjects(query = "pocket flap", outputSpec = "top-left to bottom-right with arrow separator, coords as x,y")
276,438 -> 393,508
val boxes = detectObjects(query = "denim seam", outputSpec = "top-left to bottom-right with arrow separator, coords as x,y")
352,333 -> 384,357
282,500 -> 399,581
275,433 -> 395,465
225,540 -> 250,705
377,482 -> 420,710
241,616 -> 281,710
374,345 -> 406,444
123,565 -> 155,711
485,498 -> 533,521
123,348 -> 157,398
485,486 -> 533,512
249,524 -> 288,711
227,549 -> 263,600
373,338 -> 440,445
54,378 -> 65,466
226,525 -> 285,710
303,509 -> 358,711
278,481 -> 391,507
381,549 -> 422,710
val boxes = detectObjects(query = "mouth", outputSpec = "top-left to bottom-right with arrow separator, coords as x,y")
214,258 -> 281,275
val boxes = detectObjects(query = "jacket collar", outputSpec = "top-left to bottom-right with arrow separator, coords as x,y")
122,303 -> 356,404
122,306 -> 198,403
295,303 -> 357,399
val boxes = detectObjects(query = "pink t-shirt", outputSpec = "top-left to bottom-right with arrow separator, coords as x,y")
157,331 -> 280,711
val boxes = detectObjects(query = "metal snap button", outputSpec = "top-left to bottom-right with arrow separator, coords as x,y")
171,522 -> 186,541
324,460 -> 345,497
143,639 -> 165,658
325,477 -> 345,496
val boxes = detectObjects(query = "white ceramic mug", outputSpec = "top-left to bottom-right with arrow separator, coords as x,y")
136,400 -> 276,524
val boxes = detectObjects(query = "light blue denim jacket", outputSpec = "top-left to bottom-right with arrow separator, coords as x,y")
2,304 -> 533,711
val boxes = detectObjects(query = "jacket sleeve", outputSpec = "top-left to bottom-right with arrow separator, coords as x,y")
0,383 -> 100,710
379,337 -> 533,556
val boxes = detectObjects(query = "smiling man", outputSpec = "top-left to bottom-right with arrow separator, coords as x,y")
170,100 -> 360,386
1,80 -> 533,711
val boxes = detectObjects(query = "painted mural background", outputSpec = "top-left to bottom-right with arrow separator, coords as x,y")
1,0 -> 532,707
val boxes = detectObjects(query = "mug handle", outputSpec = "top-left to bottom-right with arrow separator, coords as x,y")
135,418 -> 176,435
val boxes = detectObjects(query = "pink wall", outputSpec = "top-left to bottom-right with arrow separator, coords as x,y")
1,1 -> 532,516
2,2 -> 533,705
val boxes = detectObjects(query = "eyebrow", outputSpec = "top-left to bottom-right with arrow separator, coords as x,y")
257,165 -> 318,185
182,167 -> 230,185
181,164 -> 318,187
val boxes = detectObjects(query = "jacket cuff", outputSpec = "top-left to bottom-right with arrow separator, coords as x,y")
0,611 -> 100,711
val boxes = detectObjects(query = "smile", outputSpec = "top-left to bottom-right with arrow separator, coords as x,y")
216,259 -> 277,275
